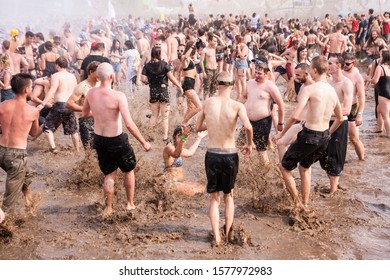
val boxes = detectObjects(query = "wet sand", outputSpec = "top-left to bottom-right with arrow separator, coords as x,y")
0,82 -> 389,260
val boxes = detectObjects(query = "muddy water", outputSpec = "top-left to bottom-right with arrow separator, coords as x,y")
0,82 -> 389,260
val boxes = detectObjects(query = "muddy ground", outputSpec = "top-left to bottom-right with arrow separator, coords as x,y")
0,83 -> 389,260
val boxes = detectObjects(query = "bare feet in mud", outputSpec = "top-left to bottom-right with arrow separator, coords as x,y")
24,192 -> 42,214
125,203 -> 136,211
317,184 -> 347,198
102,207 -> 113,218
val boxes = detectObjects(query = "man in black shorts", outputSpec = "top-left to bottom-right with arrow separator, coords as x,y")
196,71 -> 253,246
82,63 -> 151,217
275,56 -> 343,218
244,60 -> 285,164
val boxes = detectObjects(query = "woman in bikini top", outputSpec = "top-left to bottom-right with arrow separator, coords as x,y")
163,125 -> 207,187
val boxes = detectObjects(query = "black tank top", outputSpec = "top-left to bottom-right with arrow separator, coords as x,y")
376,65 -> 390,100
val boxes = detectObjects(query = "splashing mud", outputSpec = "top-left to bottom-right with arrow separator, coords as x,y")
0,82 -> 389,260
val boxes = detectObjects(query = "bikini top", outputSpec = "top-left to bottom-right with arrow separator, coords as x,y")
171,157 -> 183,168
165,157 -> 183,169
182,59 -> 195,71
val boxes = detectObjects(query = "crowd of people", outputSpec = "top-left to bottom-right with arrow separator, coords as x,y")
0,4 -> 390,247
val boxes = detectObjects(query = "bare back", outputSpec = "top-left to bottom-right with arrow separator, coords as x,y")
329,33 -> 346,53
202,96 -> 245,148
299,81 -> 339,131
50,71 -> 77,102
0,99 -> 39,149
84,86 -> 124,137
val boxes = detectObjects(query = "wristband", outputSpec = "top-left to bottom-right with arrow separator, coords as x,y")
180,135 -> 187,142
357,111 -> 363,115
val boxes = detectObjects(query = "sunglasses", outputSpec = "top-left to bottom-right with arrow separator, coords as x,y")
344,62 -> 354,66
177,50 -> 184,52
217,81 -> 234,86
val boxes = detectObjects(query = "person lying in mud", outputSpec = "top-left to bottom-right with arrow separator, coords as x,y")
163,125 -> 207,196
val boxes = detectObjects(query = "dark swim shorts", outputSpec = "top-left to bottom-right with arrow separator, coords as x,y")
319,120 -> 348,176
93,133 -> 137,175
251,115 -> 273,152
79,117 -> 94,148
281,126 -> 330,170
149,86 -> 170,103
205,151 -> 239,194
182,77 -> 195,92
43,102 -> 78,135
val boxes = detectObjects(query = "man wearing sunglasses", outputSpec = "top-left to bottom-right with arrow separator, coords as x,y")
319,54 -> 353,195
172,44 -> 186,114
342,52 -> 365,160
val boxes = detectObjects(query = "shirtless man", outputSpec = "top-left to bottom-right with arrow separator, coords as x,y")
244,61 -> 284,164
82,62 -> 151,216
172,44 -> 185,115
166,28 -> 179,63
2,40 -> 28,74
276,63 -> 314,161
275,56 -> 343,215
201,33 -> 225,98
67,61 -> 100,148
306,30 -> 324,59
16,31 -> 39,78
342,52 -> 365,160
39,57 -> 79,153
136,30 -> 150,56
63,29 -> 76,59
323,23 -> 348,57
195,71 -> 253,247
0,73 -> 39,222
319,54 -> 353,194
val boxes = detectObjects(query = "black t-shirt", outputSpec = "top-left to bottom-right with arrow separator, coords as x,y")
214,20 -> 223,30
80,55 -> 110,79
142,60 -> 171,89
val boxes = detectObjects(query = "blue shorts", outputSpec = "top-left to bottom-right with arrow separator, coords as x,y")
112,62 -> 122,73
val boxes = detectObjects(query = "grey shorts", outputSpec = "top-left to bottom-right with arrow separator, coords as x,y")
0,146 -> 28,211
